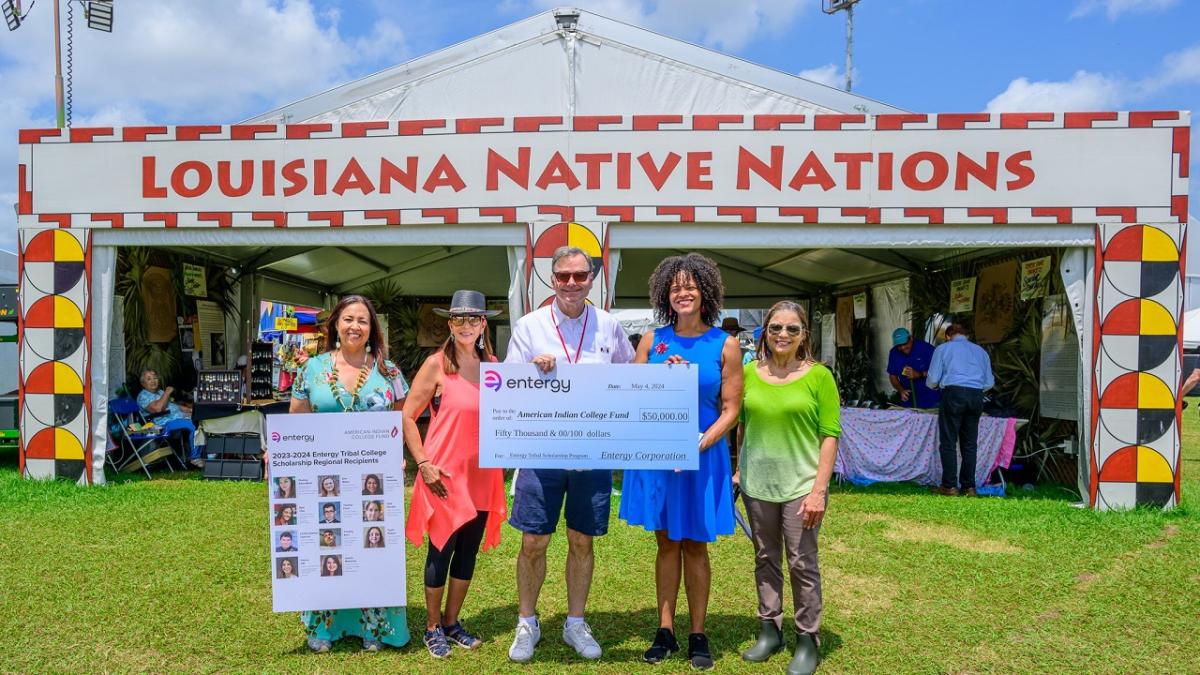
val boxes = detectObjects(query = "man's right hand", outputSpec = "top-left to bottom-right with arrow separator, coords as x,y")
899,389 -> 910,402
532,354 -> 557,373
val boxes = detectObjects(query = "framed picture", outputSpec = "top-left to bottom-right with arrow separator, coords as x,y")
178,325 -> 195,352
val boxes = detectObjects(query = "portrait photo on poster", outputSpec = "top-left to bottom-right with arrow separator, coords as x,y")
319,528 -> 341,548
362,500 -> 384,522
273,476 -> 296,499
320,555 -> 343,577
363,526 -> 385,548
361,473 -> 383,496
275,530 -> 298,552
317,475 -> 340,497
273,503 -> 297,526
319,502 -> 341,524
276,557 -> 299,579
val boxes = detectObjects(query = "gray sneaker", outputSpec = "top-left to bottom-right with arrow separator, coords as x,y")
508,619 -> 541,663
563,620 -> 602,660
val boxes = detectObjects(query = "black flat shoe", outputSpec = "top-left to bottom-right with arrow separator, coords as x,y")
643,627 -> 679,664
688,632 -> 714,671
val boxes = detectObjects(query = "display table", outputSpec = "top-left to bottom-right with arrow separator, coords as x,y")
835,408 -> 1021,488
193,399 -> 290,452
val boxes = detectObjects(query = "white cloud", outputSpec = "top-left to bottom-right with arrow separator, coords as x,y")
1071,0 -> 1180,20
984,71 -> 1124,112
798,63 -> 846,89
523,0 -> 805,51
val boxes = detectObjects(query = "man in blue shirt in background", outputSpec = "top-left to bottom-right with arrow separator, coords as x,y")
927,319 -> 995,497
886,327 -> 939,409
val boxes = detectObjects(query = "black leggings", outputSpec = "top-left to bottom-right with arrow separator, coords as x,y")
424,510 -> 488,588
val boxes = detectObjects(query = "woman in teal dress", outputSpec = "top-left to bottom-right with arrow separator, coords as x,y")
620,253 -> 744,669
287,295 -> 411,653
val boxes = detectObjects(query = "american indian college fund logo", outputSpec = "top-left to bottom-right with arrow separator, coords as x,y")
483,370 -> 503,392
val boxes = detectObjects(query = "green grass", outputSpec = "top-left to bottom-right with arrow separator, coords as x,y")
2,424 -> 1198,674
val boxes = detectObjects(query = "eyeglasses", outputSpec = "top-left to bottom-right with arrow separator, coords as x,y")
767,323 -> 804,336
449,316 -> 484,326
553,271 -> 591,284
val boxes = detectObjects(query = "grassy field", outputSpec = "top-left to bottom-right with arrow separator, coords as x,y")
1,423 -> 1198,674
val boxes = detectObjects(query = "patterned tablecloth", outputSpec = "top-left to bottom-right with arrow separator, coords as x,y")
835,408 -> 1020,487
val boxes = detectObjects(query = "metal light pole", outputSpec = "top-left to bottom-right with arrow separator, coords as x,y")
822,0 -> 862,93
53,0 -> 65,127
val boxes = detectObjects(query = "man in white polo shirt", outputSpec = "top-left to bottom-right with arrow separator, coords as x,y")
505,245 -> 635,663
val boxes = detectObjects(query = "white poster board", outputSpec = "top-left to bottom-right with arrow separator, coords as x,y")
265,411 -> 407,612
1040,294 -> 1079,420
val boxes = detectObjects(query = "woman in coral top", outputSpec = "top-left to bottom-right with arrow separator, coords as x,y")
403,290 -> 506,660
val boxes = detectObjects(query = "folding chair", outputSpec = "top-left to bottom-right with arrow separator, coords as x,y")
108,398 -> 181,478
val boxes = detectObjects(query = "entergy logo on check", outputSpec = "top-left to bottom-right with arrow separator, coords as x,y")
483,370 -> 503,392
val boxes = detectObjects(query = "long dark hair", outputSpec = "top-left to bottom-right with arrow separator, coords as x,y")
323,295 -> 389,376
755,300 -> 814,363
440,319 -> 495,374
647,253 -> 724,326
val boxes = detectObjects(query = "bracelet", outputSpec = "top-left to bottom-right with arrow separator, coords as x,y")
417,460 -> 429,466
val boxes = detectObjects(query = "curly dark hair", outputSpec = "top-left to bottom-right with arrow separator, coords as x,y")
648,253 -> 724,326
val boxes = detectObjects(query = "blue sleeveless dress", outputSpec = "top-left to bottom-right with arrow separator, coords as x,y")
619,325 -> 736,542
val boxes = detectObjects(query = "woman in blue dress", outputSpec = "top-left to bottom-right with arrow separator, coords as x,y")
136,369 -> 200,467
287,295 -> 411,653
620,253 -> 744,669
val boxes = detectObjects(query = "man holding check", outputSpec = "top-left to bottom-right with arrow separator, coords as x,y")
504,246 -> 636,663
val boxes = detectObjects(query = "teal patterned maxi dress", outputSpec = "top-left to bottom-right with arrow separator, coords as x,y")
290,352 -> 411,647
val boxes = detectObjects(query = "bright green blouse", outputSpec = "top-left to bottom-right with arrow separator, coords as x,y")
739,361 -> 841,502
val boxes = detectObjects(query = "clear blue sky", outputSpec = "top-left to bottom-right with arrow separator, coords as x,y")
1,0 -> 1197,254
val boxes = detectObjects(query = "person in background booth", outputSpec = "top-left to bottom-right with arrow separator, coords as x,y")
927,319 -> 994,497
887,327 -> 940,409
503,246 -> 636,664
136,368 -> 201,468
404,290 -> 507,660
286,294 -> 410,653
620,253 -> 743,670
737,300 -> 840,675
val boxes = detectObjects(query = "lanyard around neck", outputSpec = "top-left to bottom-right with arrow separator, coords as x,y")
551,305 -> 589,364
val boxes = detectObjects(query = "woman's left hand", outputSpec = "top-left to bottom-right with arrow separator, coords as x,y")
664,354 -> 689,365
797,491 -> 826,530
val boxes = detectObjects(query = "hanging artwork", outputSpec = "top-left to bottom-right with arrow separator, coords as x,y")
975,260 -> 1016,344
835,296 -> 854,347
182,263 -> 207,298
852,292 -> 867,319
142,266 -> 178,343
949,277 -> 976,314
1019,256 -> 1053,301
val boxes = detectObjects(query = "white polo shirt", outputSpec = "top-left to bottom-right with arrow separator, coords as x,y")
505,301 -> 635,365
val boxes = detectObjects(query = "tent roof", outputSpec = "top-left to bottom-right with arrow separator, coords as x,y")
247,7 -> 905,125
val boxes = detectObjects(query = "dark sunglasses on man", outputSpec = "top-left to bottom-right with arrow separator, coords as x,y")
553,271 -> 591,283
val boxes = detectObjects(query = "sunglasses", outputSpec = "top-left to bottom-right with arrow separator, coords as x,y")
448,316 -> 484,327
553,271 -> 591,283
767,323 -> 805,336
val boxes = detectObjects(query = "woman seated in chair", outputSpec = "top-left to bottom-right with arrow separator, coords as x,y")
136,368 -> 201,467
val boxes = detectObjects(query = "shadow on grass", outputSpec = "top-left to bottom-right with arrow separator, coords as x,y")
410,602 -> 843,664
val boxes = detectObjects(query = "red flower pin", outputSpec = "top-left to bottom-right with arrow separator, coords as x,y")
654,342 -> 669,355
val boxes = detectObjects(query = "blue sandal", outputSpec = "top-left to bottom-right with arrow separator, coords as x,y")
423,626 -> 452,659
443,621 -> 483,649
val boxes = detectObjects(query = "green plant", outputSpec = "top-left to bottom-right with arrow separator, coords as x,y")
361,280 -> 428,378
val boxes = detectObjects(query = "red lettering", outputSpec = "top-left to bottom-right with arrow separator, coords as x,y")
313,159 -> 327,196
833,152 -> 872,190
423,155 -> 466,193
487,147 -> 530,190
900,152 -> 949,191
737,146 -> 783,190
637,152 -> 681,191
787,151 -> 836,191
686,152 -> 712,190
534,152 -> 581,190
332,158 -> 375,196
170,160 -> 211,198
617,153 -> 631,190
379,157 -> 418,194
217,160 -> 254,197
142,156 -> 166,198
878,152 -> 894,190
1005,150 -> 1035,190
575,153 -> 612,189
954,152 -> 998,190
263,160 -> 276,196
282,159 -> 307,197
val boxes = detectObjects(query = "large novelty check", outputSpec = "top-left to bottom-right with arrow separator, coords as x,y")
479,363 -> 699,470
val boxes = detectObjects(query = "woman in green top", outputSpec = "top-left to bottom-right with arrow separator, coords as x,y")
736,300 -> 840,675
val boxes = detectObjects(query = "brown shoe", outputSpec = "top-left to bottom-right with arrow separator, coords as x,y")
931,486 -> 959,496
962,488 -> 977,497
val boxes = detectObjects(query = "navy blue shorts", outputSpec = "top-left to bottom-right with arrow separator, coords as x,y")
509,469 -> 612,536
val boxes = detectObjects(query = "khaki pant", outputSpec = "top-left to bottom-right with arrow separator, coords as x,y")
743,493 -> 823,634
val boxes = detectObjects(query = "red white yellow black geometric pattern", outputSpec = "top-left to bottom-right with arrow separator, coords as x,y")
19,229 -> 93,484
524,222 -> 610,311
1091,223 -> 1183,509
